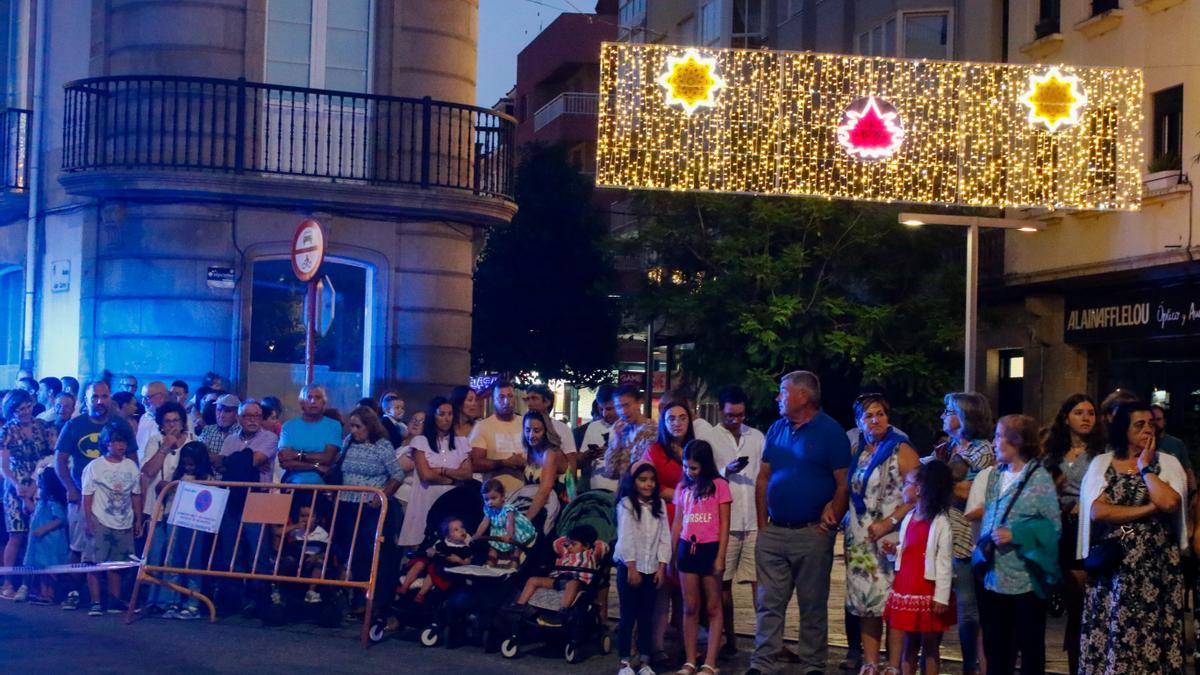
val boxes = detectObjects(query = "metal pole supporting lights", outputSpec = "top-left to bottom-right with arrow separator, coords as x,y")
897,213 -> 1043,392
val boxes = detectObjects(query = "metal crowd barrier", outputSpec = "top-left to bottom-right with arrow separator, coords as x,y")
128,480 -> 389,647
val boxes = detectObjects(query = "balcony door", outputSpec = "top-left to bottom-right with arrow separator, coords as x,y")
245,258 -> 373,417
262,0 -> 374,179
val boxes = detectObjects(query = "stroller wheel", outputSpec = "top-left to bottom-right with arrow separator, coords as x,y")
600,633 -> 613,655
564,641 -> 582,663
419,626 -> 441,647
368,621 -> 387,644
500,638 -> 519,659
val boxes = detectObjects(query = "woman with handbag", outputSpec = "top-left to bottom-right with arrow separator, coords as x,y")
1077,402 -> 1186,675
1042,394 -> 1105,675
968,414 -> 1060,675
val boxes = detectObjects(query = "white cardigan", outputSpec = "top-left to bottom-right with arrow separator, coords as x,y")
1076,451 -> 1187,559
894,511 -> 953,605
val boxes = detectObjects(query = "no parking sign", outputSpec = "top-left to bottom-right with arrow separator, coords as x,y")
168,481 -> 230,534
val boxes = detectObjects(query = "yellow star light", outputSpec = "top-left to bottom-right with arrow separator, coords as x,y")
1021,67 -> 1088,132
657,49 -> 725,115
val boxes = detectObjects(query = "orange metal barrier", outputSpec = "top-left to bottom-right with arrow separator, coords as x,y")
128,480 -> 390,647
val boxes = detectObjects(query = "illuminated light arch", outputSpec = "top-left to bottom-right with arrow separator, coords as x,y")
837,96 -> 905,160
657,48 -> 725,115
1022,67 -> 1088,132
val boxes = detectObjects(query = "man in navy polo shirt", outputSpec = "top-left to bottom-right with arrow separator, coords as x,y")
747,370 -> 851,675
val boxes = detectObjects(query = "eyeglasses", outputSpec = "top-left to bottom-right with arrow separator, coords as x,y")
941,408 -> 958,417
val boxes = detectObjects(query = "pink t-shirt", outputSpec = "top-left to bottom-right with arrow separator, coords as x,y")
676,477 -> 732,544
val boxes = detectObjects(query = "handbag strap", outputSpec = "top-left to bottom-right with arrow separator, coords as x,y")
995,460 -> 1039,525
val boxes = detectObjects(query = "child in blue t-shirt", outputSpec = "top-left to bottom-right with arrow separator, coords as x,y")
473,479 -> 536,567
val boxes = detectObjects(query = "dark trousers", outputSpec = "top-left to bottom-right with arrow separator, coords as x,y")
334,502 -> 399,615
978,588 -> 1046,675
616,564 -> 657,661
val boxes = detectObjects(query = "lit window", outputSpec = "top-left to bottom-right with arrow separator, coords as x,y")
1005,355 -> 1025,379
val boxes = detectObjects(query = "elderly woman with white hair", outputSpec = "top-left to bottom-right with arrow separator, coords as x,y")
276,384 -> 344,485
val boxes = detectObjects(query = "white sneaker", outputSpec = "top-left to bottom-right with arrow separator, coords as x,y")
13,585 -> 28,602
617,662 -> 636,675
637,665 -> 656,675
304,590 -> 322,604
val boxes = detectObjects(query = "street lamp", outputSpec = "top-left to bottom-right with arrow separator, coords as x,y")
897,212 -> 1044,392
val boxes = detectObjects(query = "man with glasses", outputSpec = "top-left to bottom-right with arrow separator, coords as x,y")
700,384 -> 765,657
135,381 -> 169,452
218,400 -> 278,484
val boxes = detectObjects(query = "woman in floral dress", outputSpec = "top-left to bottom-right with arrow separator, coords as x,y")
0,389 -> 57,599
1078,402 -> 1186,675
844,394 -> 919,674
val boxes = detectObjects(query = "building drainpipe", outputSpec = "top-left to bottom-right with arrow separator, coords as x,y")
21,0 -> 49,371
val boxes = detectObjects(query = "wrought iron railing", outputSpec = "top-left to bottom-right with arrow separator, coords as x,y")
62,76 -> 516,201
1,108 -> 30,191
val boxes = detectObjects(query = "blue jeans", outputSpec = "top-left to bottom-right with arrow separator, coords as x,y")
953,557 -> 982,672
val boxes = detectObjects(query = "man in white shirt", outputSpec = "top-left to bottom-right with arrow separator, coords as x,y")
701,385 -> 766,657
135,381 -> 169,451
579,384 -> 618,491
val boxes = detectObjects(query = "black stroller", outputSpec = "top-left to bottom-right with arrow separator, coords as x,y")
497,490 -> 617,663
368,481 -> 483,645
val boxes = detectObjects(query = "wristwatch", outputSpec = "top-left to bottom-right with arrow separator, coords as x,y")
1139,465 -> 1153,476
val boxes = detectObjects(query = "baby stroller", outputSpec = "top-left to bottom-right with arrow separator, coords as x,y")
368,482 -> 482,645
497,490 -> 617,663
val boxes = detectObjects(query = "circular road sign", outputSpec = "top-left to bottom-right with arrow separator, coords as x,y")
291,219 -> 325,282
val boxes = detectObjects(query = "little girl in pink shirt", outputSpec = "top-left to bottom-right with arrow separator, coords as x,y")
671,439 -> 731,675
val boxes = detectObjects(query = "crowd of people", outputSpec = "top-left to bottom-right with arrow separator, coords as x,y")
0,368 -> 1194,675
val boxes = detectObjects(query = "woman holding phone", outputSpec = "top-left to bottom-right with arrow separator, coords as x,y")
842,393 -> 919,673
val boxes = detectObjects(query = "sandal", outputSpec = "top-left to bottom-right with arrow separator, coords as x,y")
676,663 -> 697,675
699,666 -> 719,674
858,665 -> 879,675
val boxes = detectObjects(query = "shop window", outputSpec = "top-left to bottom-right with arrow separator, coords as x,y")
998,349 -> 1024,416
1152,85 -> 1183,171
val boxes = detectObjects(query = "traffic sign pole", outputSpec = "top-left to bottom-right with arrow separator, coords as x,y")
305,280 -> 317,386
292,219 -> 325,387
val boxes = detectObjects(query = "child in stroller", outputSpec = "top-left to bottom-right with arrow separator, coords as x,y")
398,516 -> 473,602
498,490 -> 617,663
474,479 -> 538,567
514,524 -> 608,626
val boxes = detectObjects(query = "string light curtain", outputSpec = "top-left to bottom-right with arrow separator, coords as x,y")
597,43 -> 1144,211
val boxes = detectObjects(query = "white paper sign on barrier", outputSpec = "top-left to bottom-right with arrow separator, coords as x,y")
167,481 -> 230,534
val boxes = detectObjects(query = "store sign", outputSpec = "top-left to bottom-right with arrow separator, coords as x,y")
1064,285 -> 1200,343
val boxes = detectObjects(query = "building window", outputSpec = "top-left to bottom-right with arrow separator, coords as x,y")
1092,0 -> 1120,15
901,11 -> 950,60
1153,85 -> 1183,171
778,0 -> 803,25
266,0 -> 372,93
857,18 -> 897,56
1035,0 -> 1061,38
0,268 -> 19,366
619,0 -> 647,42
732,0 -> 766,48
998,349 -> 1025,416
700,1 -> 721,45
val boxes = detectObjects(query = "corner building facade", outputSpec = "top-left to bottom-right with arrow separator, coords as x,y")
0,0 -> 515,413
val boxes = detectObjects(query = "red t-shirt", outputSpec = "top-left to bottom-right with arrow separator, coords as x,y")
646,442 -> 684,525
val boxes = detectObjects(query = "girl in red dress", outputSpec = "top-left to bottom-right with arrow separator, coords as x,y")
882,460 -> 956,675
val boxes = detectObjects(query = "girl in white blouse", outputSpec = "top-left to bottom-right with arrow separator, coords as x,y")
614,460 -> 672,675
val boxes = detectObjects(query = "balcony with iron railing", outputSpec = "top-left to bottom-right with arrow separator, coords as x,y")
60,76 -> 517,222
